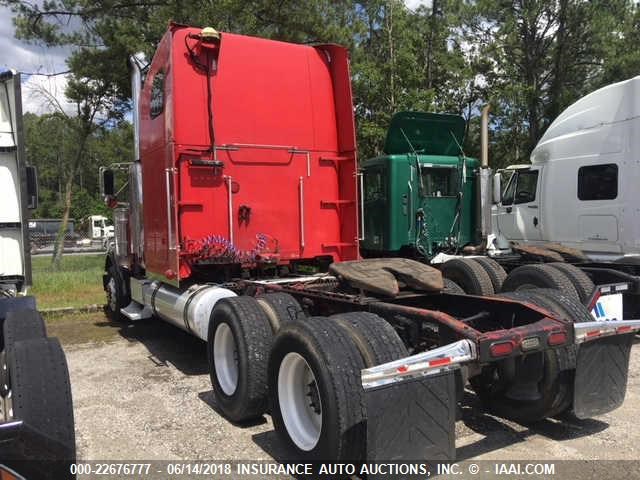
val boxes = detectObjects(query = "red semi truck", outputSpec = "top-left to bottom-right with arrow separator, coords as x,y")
101,24 -> 640,463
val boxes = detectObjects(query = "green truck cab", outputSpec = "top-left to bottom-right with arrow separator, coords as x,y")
360,111 -> 479,258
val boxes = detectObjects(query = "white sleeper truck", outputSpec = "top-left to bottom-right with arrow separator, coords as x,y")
493,75 -> 640,262
0,70 -> 75,480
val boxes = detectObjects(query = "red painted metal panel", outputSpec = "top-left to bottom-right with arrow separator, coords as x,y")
139,33 -> 180,280
138,25 -> 359,283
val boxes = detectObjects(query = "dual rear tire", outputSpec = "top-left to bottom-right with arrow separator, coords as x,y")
207,297 -> 273,422
206,293 -> 304,423
207,295 -> 406,461
471,288 -> 591,422
501,263 -> 594,304
440,258 -> 495,296
441,257 -> 594,305
270,313 -> 407,461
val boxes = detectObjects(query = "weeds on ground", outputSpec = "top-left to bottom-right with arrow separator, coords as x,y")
30,254 -> 105,309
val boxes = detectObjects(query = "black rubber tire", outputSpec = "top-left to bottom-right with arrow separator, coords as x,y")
501,264 -> 580,301
3,309 -> 47,349
547,263 -> 595,304
443,278 -> 465,294
475,288 -> 591,421
104,262 -> 130,322
256,293 -> 305,332
497,289 -> 588,324
471,289 -> 569,423
330,312 -> 408,367
515,288 -> 592,416
207,296 -> 273,422
440,258 -> 494,296
268,317 -> 366,462
0,296 -> 37,350
472,257 -> 507,292
7,337 -> 76,459
471,351 -> 563,422
523,288 -> 593,325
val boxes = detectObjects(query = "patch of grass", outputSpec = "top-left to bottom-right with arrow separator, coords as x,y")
31,254 -> 106,310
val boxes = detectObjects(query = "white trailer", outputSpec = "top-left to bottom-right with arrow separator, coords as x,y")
0,70 -> 75,479
492,75 -> 640,262
0,70 -> 37,295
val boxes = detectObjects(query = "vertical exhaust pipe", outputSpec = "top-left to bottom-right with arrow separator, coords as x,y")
480,104 -> 491,169
477,104 -> 492,247
128,53 -> 147,264
129,53 -> 146,161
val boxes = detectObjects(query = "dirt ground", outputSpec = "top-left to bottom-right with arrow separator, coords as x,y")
46,312 -> 640,475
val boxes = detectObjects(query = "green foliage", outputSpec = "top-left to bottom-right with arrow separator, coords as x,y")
464,0 -> 638,167
6,0 -> 640,176
23,112 -> 132,222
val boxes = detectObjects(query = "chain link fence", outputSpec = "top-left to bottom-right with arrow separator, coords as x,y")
29,218 -> 113,254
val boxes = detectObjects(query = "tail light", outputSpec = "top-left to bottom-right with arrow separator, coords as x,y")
548,331 -> 567,346
490,341 -> 514,357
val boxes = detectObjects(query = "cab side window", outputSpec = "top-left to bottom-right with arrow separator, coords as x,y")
501,173 -> 516,205
421,167 -> 457,197
578,164 -> 618,200
364,169 -> 386,202
514,170 -> 538,204
501,170 -> 538,205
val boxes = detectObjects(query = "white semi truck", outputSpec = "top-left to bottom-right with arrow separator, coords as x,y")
0,70 -> 75,479
492,75 -> 640,262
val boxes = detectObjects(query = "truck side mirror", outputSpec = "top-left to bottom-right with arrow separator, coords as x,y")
100,168 -> 115,197
492,172 -> 501,204
25,165 -> 38,210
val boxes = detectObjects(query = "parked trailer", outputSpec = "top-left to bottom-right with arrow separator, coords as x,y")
0,70 -> 75,479
101,24 -> 640,463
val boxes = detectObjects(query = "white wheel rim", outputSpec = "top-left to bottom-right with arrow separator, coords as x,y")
214,323 -> 239,396
278,352 -> 322,451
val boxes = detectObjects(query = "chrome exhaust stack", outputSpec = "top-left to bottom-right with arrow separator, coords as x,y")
128,53 -> 147,264
476,104 -> 493,247
480,104 -> 490,169
129,53 -> 146,161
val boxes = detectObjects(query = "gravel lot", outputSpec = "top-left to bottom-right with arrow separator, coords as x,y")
47,312 -> 640,476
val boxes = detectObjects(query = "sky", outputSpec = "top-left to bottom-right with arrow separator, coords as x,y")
0,4 -> 76,114
0,0 -> 432,115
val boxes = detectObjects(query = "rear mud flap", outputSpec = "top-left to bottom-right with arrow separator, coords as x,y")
0,421 -> 74,479
365,369 -> 456,462
573,333 -> 634,419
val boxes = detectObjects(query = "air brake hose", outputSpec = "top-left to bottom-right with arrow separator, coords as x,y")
415,208 -> 432,259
